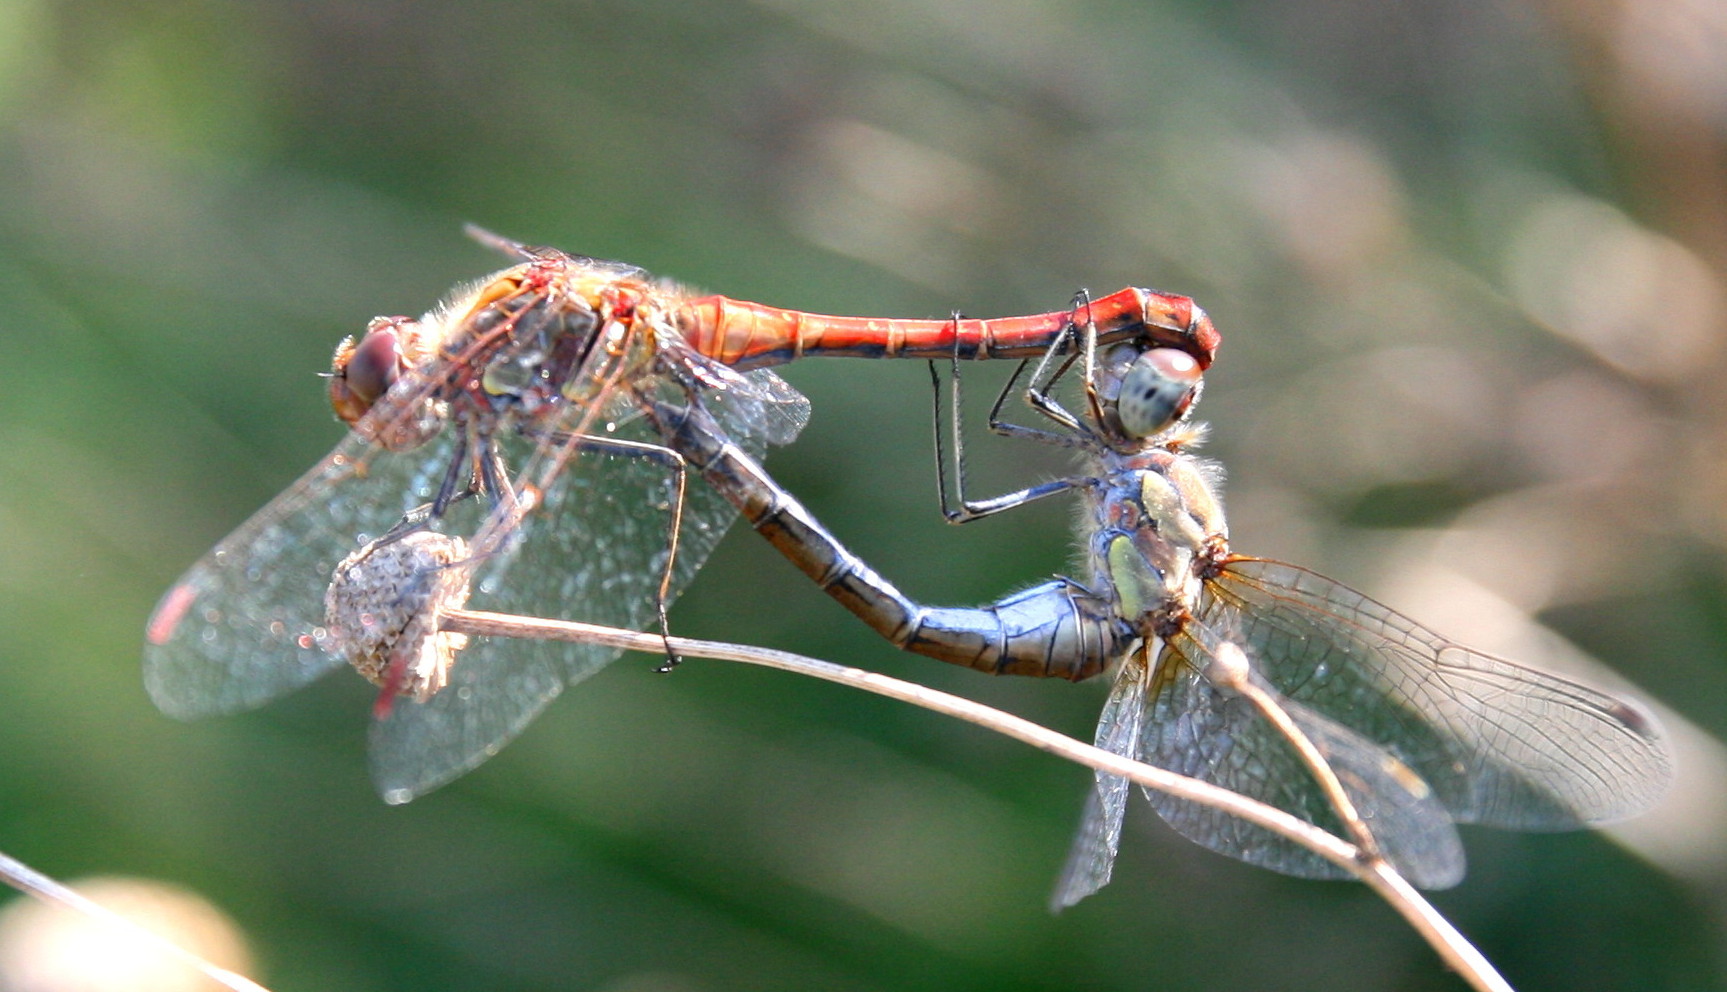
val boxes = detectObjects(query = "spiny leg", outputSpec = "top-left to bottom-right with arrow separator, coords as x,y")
929,329 -> 1094,524
518,422 -> 695,671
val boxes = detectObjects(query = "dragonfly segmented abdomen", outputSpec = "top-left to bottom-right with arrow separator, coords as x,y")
679,286 -> 1220,372
650,397 -> 1133,681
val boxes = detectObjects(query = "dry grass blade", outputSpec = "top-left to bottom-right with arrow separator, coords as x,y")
0,852 -> 271,992
441,608 -> 1514,992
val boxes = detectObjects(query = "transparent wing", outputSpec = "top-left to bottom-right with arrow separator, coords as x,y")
700,356 -> 810,446
368,369 -> 809,801
658,334 -> 810,446
1138,631 -> 1466,888
145,358 -> 808,803
1050,654 -> 1146,910
144,429 -> 465,718
1207,558 -> 1674,829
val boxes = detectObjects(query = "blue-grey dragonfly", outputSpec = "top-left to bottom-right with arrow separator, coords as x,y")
649,322 -> 1673,899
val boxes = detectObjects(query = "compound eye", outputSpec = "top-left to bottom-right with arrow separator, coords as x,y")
331,317 -> 409,425
1116,347 -> 1202,438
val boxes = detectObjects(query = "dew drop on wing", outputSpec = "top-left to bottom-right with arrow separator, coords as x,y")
337,367 -> 811,800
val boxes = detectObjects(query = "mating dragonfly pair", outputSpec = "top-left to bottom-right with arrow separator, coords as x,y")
143,229 -> 1672,902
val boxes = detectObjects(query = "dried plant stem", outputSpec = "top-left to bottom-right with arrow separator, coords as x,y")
442,608 -> 1512,992
0,851 -> 271,992
1232,675 -> 1382,857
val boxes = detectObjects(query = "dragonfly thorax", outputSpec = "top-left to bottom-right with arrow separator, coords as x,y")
327,260 -> 671,451
1088,440 -> 1229,641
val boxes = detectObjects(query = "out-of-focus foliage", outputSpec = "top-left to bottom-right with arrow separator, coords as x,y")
0,1 -> 1723,989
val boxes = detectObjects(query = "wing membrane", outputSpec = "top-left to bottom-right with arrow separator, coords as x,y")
1138,631 -> 1466,888
146,361 -> 808,802
1207,558 -> 1673,829
1051,653 -> 1147,909
144,430 -> 462,717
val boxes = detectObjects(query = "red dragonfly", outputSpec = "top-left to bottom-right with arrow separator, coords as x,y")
143,228 -> 1219,802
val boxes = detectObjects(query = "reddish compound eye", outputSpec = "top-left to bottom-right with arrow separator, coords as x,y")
331,317 -> 409,425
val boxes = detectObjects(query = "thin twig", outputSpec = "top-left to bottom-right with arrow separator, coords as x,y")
1234,676 -> 1381,857
442,608 -> 1512,992
1182,624 -> 1384,863
0,851 -> 271,992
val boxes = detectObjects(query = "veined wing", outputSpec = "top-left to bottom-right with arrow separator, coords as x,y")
144,427 -> 466,718
1139,628 -> 1466,888
664,337 -> 810,447
367,369 -> 809,802
144,334 -> 488,718
1205,558 -> 1674,830
1051,649 -> 1148,910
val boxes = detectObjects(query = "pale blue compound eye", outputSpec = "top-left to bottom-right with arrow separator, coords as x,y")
1116,348 -> 1201,438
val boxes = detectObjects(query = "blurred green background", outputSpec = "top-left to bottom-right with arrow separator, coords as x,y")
1,0 -> 1725,989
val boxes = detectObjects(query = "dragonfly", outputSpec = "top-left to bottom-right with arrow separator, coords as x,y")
647,323 -> 1675,898
143,227 -> 1221,803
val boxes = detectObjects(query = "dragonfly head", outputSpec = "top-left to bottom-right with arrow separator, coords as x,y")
330,316 -> 416,427
1101,345 -> 1203,440
330,315 -> 449,451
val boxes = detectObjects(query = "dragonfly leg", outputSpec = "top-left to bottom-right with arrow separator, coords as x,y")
1071,290 -> 1115,433
429,427 -> 473,517
981,358 -> 1088,447
364,434 -> 488,552
477,431 -> 517,507
929,340 -> 1095,523
1018,345 -> 1089,435
594,433 -> 686,672
651,445 -> 688,672
517,423 -> 693,670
